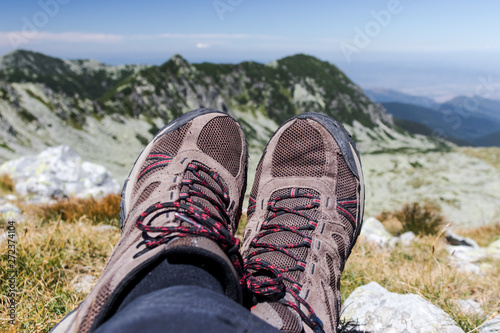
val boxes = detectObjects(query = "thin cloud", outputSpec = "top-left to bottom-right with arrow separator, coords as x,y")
132,33 -> 286,41
0,31 -> 286,48
196,43 -> 210,49
0,31 -> 124,47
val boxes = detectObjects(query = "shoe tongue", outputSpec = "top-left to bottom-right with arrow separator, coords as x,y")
253,188 -> 320,283
182,161 -> 227,222
139,161 -> 227,229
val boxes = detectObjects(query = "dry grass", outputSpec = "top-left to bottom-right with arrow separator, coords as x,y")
378,202 -> 446,236
31,194 -> 121,224
0,217 -> 120,332
340,232 -> 500,332
236,212 -> 247,240
0,173 -> 15,194
1,196 -> 499,332
457,223 -> 500,247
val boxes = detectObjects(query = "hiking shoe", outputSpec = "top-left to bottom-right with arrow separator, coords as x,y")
52,109 -> 248,332
242,113 -> 364,333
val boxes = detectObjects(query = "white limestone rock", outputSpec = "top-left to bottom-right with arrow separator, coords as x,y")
71,275 -> 96,294
398,231 -> 416,246
446,241 -> 500,274
0,145 -> 120,201
445,230 -> 479,248
360,217 -> 416,248
479,315 -> 500,333
0,202 -> 21,220
360,217 -> 393,247
488,239 -> 500,252
341,282 -> 464,333
452,299 -> 484,317
4,194 -> 17,201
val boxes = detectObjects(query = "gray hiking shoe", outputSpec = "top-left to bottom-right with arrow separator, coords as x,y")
52,109 -> 248,332
242,113 -> 364,333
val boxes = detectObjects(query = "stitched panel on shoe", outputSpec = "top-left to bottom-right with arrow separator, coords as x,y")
252,160 -> 263,196
131,123 -> 190,196
133,164 -> 167,197
326,254 -> 341,299
332,233 -> 346,262
322,281 -> 335,331
197,116 -> 242,177
79,281 -> 112,332
335,152 -> 357,199
134,181 -> 160,208
337,214 -> 354,241
156,122 -> 191,155
271,302 -> 301,333
272,120 -> 326,178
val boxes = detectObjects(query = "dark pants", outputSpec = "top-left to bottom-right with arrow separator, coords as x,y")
95,259 -> 280,333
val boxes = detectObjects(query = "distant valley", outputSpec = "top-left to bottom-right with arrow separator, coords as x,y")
366,89 -> 500,147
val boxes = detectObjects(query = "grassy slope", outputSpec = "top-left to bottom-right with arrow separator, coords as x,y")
1,199 -> 499,332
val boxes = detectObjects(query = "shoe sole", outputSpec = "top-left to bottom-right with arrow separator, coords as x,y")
119,108 -> 229,229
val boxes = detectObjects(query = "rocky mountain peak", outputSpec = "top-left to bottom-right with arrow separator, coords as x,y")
0,49 -> 144,99
0,49 -> 68,75
169,54 -> 190,67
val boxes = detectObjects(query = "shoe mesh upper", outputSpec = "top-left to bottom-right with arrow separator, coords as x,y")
157,122 -> 192,155
197,116 -> 242,177
272,120 -> 326,178
244,117 -> 362,333
272,302 -> 301,333
335,152 -> 357,199
132,123 -> 191,195
134,181 -> 160,208
80,281 -> 112,332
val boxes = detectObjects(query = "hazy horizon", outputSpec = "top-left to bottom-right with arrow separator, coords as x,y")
2,1 -> 499,102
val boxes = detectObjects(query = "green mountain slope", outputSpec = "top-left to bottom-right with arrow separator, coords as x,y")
0,50 -> 440,181
0,50 -> 145,99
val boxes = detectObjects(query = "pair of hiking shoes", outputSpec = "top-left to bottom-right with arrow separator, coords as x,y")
54,109 -> 365,333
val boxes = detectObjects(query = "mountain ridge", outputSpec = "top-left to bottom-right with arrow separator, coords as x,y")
0,49 -> 146,99
365,88 -> 439,109
0,50 -> 440,182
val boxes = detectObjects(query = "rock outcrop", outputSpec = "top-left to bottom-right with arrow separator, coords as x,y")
0,145 -> 120,202
479,315 -> 500,333
446,241 -> 500,274
360,217 -> 416,248
341,282 -> 464,333
445,230 -> 500,275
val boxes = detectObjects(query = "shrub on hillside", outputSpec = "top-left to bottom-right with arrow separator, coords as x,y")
0,173 -> 15,194
36,194 -> 121,223
394,202 -> 446,236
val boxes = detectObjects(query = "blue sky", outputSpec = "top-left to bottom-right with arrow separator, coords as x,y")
1,0 -> 500,100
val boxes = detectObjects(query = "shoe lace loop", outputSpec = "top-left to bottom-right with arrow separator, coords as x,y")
243,188 -> 323,331
134,162 -> 243,273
